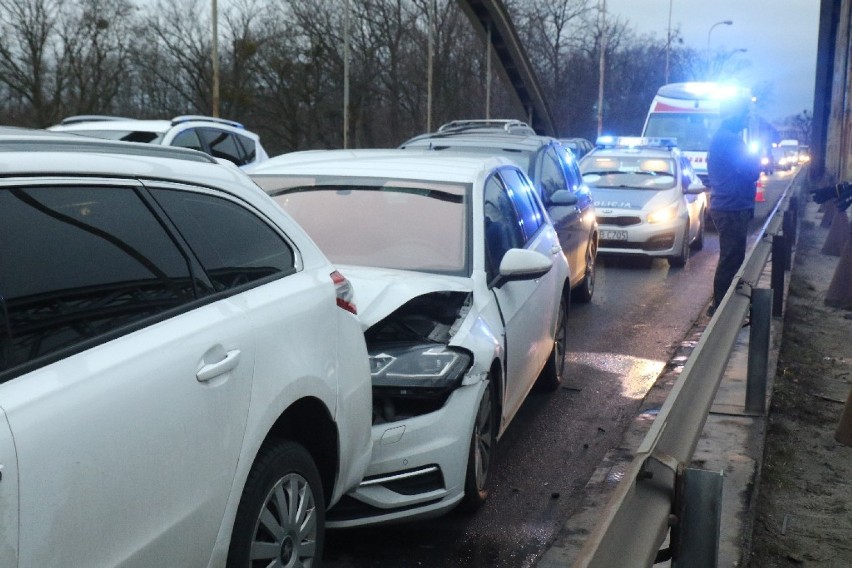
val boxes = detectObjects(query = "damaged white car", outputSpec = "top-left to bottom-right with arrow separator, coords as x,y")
249,150 -> 571,526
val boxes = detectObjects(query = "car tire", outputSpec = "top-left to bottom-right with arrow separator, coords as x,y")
460,376 -> 497,512
571,240 -> 597,304
227,440 -> 325,568
690,213 -> 705,251
668,225 -> 690,267
536,293 -> 569,391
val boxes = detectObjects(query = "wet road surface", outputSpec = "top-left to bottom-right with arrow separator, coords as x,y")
323,171 -> 793,567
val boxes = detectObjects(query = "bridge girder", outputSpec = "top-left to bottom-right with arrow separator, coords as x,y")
457,0 -> 557,136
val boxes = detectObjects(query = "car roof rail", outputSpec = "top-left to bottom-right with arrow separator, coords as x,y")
0,136 -> 217,163
60,115 -> 134,125
171,115 -> 244,129
436,119 -> 537,136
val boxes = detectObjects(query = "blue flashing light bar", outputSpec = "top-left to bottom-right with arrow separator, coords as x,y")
595,136 -> 678,149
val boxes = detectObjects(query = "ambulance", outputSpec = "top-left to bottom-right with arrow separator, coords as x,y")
642,82 -> 754,186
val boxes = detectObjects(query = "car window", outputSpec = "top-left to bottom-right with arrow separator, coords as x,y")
537,148 -> 569,202
564,153 -> 584,192
198,128 -> 246,166
499,167 -> 544,241
151,188 -> 296,291
0,185 -> 195,378
234,133 -> 257,163
483,174 -> 525,281
172,128 -> 205,152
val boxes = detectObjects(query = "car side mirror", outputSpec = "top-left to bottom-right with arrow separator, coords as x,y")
549,189 -> 579,207
493,248 -> 553,288
684,179 -> 707,194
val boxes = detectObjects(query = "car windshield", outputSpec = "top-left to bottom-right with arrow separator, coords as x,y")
580,155 -> 676,189
644,113 -> 721,152
254,175 -> 469,275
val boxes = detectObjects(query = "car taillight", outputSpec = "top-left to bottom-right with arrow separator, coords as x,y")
330,270 -> 357,314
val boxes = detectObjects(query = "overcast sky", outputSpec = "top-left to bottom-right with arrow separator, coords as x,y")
604,0 -> 821,121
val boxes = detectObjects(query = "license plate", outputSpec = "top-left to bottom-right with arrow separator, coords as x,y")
601,230 -> 628,241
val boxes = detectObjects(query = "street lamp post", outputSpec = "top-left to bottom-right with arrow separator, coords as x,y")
706,19 -> 733,55
597,0 -> 607,137
706,20 -> 733,79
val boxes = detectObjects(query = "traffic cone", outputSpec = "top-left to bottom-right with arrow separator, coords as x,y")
821,208 -> 849,256
755,178 -> 766,203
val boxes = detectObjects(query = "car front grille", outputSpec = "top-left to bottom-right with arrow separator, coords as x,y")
597,215 -> 642,227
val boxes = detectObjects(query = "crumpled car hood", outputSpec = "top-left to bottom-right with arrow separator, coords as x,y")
337,265 -> 473,329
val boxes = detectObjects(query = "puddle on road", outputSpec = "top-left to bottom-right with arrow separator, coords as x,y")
568,352 -> 666,400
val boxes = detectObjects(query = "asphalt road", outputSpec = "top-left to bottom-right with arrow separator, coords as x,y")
323,170 -> 794,567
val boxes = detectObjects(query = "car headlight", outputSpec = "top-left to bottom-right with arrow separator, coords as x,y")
761,157 -> 769,166
647,202 -> 678,224
369,344 -> 472,389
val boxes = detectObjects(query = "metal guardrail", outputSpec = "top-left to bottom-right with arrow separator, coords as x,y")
571,169 -> 807,568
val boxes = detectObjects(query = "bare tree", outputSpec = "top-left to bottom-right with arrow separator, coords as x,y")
134,0 -> 215,115
0,0 -> 66,125
59,0 -> 138,116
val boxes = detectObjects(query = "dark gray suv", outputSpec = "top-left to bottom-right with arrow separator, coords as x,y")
401,120 -> 599,303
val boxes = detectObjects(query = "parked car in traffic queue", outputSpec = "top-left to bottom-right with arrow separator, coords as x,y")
48,114 -> 269,170
0,127 -> 372,567
579,136 -> 708,267
400,119 -> 599,304
249,149 -> 571,527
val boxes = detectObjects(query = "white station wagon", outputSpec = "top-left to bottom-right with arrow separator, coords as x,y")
249,149 -> 571,526
0,128 -> 372,567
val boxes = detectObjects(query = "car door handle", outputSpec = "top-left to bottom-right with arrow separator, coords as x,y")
196,350 -> 241,382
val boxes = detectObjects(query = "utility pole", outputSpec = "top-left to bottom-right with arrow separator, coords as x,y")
427,0 -> 434,131
211,0 -> 219,117
343,0 -> 350,148
597,0 -> 606,136
485,22 -> 492,120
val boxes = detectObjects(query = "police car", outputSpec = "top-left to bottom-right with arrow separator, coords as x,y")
579,136 -> 708,267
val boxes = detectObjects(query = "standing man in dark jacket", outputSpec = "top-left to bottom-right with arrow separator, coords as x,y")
706,99 -> 761,314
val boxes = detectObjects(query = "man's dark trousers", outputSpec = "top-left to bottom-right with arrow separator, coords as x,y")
711,209 -> 752,307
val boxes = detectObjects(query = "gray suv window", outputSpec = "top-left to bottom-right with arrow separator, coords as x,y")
538,148 -> 569,202
0,186 -> 195,377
